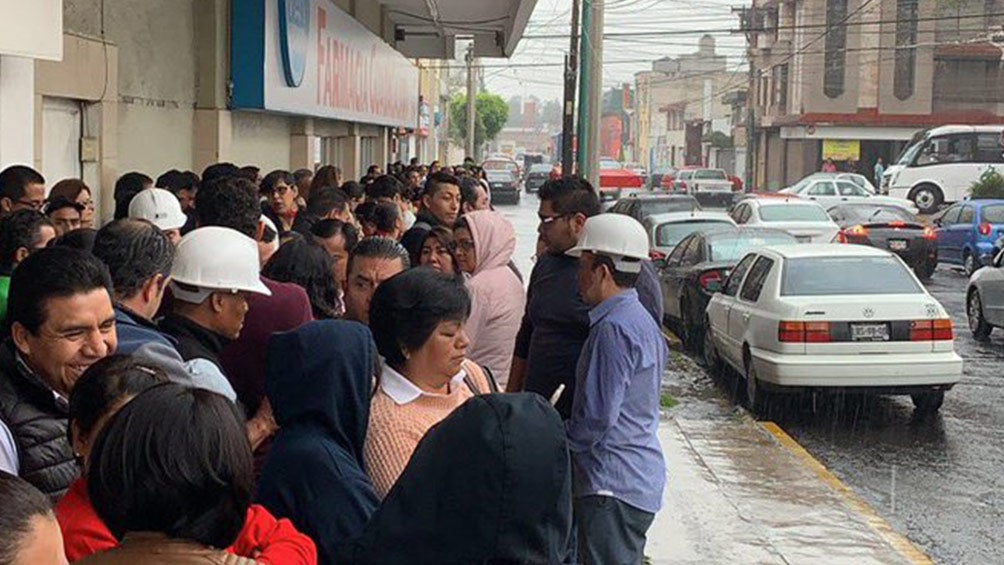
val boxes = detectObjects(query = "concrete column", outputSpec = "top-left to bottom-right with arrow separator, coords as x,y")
338,126 -> 361,181
193,109 -> 232,174
374,127 -> 389,170
290,118 -> 317,171
0,55 -> 36,168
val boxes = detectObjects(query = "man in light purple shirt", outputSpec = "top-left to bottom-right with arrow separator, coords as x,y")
566,214 -> 668,564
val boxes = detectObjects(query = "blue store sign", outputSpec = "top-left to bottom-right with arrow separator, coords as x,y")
278,0 -> 310,87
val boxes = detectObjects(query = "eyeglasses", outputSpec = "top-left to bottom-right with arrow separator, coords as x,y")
456,239 -> 475,252
538,213 -> 571,226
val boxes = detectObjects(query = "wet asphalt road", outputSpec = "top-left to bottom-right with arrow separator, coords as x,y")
499,191 -> 1003,564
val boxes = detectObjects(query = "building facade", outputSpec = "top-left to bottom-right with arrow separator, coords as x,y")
0,0 -> 533,221
633,36 -> 737,172
749,0 -> 1004,190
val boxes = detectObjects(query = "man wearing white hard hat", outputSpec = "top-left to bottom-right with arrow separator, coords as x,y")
159,226 -> 271,405
565,213 -> 668,565
128,187 -> 188,245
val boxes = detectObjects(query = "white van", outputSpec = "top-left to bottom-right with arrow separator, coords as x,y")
885,125 -> 1004,214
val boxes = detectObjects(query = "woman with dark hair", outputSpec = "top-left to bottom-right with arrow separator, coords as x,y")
262,239 -> 340,319
345,394 -> 573,564
419,226 -> 461,276
79,382 -> 310,564
48,178 -> 96,229
257,321 -> 380,565
371,201 -> 404,240
309,165 -> 341,201
364,268 -> 492,498
0,471 -> 67,565
58,356 -> 316,563
261,170 -> 298,234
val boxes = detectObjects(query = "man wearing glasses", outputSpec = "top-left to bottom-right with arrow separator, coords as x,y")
0,166 -> 46,217
507,177 -> 663,419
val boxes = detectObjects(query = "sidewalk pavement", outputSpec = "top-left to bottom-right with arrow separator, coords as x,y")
645,415 -> 927,564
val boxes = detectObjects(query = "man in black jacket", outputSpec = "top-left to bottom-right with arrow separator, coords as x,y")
0,247 -> 117,500
416,172 -> 461,228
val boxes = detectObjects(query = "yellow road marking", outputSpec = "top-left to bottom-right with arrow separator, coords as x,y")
760,421 -> 934,565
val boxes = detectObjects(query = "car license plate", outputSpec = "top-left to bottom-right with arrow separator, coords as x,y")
889,239 -> 907,251
796,235 -> 812,243
851,323 -> 890,342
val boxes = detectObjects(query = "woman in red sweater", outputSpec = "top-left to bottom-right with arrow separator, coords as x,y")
55,355 -> 316,564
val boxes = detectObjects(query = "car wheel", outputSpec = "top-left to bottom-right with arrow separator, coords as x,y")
702,322 -> 722,376
915,259 -> 936,281
744,355 -> 770,418
968,289 -> 993,340
964,252 -> 979,277
909,184 -> 943,215
911,391 -> 945,414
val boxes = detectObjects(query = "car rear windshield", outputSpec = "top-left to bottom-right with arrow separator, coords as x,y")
694,169 -> 727,180
640,199 -> 699,217
981,204 -> 1004,223
846,206 -> 915,223
487,172 -> 512,181
709,233 -> 796,262
529,164 -> 551,173
656,220 -> 732,247
759,205 -> 831,222
781,257 -> 923,296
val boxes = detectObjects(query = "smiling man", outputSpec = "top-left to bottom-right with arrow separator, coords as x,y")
0,247 -> 117,500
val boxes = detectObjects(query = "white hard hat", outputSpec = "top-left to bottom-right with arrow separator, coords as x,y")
129,188 -> 188,231
566,213 -> 649,273
170,226 -> 271,303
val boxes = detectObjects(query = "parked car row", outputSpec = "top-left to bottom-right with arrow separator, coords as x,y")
609,190 -> 963,417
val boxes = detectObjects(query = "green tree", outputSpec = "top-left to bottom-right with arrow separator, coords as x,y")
969,166 -> 1004,199
449,92 -> 509,160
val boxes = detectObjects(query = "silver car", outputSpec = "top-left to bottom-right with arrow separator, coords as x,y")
967,249 -> 1004,339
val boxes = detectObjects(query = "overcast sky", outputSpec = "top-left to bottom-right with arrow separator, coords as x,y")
481,0 -> 750,102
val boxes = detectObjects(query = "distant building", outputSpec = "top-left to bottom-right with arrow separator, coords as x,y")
633,35 -> 737,172
748,0 -> 1004,190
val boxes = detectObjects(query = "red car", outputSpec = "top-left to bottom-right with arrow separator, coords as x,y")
598,159 -> 644,200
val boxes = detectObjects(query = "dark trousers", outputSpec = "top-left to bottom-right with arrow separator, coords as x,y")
574,495 -> 655,565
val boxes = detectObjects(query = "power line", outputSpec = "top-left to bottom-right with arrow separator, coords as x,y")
521,10 -> 1004,39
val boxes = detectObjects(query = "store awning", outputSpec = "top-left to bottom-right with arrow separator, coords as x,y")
385,0 -> 537,58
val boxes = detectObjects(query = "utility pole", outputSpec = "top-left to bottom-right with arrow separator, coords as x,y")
561,0 -> 581,175
577,0 -> 603,188
734,5 -> 757,190
465,43 -> 477,162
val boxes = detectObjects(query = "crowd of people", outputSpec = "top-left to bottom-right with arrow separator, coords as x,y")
0,156 -> 668,564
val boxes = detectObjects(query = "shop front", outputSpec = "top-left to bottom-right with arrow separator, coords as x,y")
231,0 -> 419,177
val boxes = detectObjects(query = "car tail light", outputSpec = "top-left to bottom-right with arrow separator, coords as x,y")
649,250 -> 666,261
979,222 -> 992,236
888,221 -> 905,228
923,226 -> 937,240
778,321 -> 831,343
910,319 -> 953,341
846,225 -> 868,237
698,269 -> 723,292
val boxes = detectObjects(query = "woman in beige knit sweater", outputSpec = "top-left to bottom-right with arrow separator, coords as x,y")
365,268 -> 492,498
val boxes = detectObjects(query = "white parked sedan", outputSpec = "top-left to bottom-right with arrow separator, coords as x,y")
703,244 -> 962,416
642,211 -> 736,259
780,177 -> 918,213
728,197 -> 840,243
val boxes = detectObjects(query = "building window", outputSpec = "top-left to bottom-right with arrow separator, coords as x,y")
895,0 -> 918,100
823,0 -> 848,98
773,64 -> 789,112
